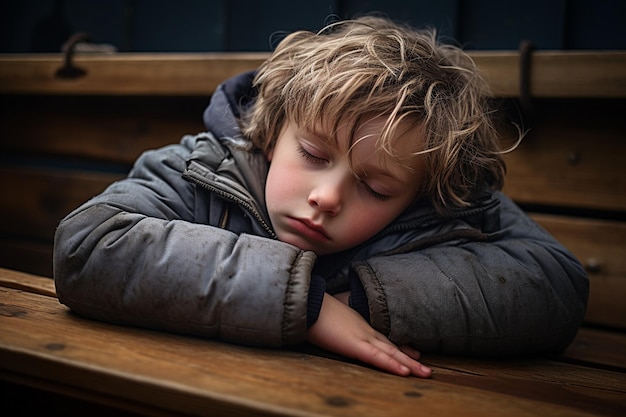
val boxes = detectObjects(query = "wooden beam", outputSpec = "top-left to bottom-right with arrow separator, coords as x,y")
1,51 -> 625,97
0,53 -> 268,96
472,51 -> 626,98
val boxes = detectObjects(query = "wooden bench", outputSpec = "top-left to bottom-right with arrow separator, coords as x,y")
1,266 -> 625,416
0,51 -> 625,414
1,51 -> 625,328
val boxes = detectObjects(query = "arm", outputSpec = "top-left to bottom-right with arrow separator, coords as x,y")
54,139 -> 315,347
352,193 -> 589,356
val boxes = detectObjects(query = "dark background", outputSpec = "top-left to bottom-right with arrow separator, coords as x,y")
2,0 -> 626,53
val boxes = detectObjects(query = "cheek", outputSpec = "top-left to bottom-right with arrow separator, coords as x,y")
342,192 -> 416,243
341,206 -> 397,243
265,166 -> 284,208
265,161 -> 302,207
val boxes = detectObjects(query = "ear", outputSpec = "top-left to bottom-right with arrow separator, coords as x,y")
266,147 -> 274,162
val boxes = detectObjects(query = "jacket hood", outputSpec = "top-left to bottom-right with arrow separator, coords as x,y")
203,71 -> 257,141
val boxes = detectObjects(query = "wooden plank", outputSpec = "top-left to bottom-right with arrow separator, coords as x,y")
531,214 -> 626,329
0,167 -> 122,241
502,99 -> 626,212
0,267 -> 55,297
531,214 -> 626,282
0,95 -> 205,164
0,53 -> 268,96
584,277 -> 626,330
0,239 -> 53,279
473,51 -> 626,98
563,327 -> 626,371
1,284 -> 624,417
0,51 -> 624,98
423,356 -> 625,417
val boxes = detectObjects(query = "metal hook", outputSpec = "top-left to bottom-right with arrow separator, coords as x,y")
55,32 -> 90,79
519,40 -> 535,124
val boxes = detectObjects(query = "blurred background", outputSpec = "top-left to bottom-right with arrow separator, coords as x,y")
2,0 -> 626,54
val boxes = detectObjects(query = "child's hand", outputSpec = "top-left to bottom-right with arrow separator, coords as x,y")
306,293 -> 432,378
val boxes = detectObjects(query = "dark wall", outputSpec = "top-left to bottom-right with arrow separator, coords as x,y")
2,0 -> 625,53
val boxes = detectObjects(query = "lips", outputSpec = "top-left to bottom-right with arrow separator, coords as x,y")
287,217 -> 331,242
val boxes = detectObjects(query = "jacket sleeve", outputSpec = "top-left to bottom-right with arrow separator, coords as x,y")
352,193 -> 589,356
53,140 -> 316,347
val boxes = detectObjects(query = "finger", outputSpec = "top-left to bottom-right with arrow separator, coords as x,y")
357,343 -> 414,377
392,357 -> 431,378
391,347 -> 432,378
359,339 -> 431,378
371,340 -> 432,378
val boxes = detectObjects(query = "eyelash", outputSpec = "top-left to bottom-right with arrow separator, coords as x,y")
361,182 -> 390,201
297,145 -> 327,165
298,145 -> 391,201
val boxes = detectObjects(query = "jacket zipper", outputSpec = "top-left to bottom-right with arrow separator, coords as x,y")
183,172 -> 277,239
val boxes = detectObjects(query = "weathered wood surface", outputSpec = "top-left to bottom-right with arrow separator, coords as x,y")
0,267 -> 55,297
0,94 -> 206,164
0,53 -> 269,96
533,214 -> 626,329
1,51 -> 625,97
0,268 -> 625,417
500,99 -> 626,213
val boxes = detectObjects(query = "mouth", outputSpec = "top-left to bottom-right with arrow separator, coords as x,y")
287,217 -> 331,242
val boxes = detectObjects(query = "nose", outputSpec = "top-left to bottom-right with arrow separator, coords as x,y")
308,175 -> 345,215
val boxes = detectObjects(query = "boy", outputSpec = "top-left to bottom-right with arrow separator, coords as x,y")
53,16 -> 588,378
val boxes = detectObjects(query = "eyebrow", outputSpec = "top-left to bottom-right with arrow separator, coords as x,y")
305,127 -> 335,146
356,161 -> 408,186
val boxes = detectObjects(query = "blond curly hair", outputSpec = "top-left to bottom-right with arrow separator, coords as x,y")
241,15 -> 506,215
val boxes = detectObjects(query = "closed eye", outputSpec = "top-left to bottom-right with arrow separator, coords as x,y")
360,181 -> 391,201
297,145 -> 327,165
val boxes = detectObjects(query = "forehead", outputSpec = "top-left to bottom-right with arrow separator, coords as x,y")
318,116 -> 423,166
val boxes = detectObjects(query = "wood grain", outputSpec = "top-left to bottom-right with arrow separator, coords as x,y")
0,267 -> 55,297
1,51 -> 624,97
1,279 -> 625,417
0,238 -> 53,278
501,99 -> 626,212
564,327 -> 626,371
473,51 -> 626,98
0,53 -> 268,96
0,167 -> 123,241
532,214 -> 626,329
0,95 -> 205,164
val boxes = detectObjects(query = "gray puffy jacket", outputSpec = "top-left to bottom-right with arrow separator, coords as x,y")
53,72 -> 588,356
